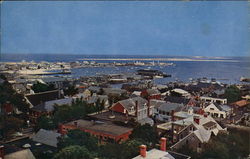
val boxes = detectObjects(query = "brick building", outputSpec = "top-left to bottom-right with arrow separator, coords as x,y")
58,119 -> 132,143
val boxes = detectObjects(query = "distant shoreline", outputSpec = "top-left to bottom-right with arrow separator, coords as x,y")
79,58 -> 239,62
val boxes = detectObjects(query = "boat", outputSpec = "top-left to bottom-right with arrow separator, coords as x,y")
240,77 -> 250,82
137,69 -> 171,78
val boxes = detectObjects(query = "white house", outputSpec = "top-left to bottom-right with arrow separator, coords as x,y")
204,103 -> 232,118
200,96 -> 227,105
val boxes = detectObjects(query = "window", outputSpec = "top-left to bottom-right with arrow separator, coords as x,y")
210,108 -> 214,110
189,126 -> 193,131
198,143 -> 202,148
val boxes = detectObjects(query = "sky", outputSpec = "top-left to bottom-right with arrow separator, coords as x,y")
1,1 -> 249,57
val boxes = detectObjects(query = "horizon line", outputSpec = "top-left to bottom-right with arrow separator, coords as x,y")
1,53 -> 249,58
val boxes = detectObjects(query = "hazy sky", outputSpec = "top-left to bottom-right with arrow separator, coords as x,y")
1,1 -> 249,57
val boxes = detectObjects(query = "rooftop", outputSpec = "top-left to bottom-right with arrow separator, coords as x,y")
65,119 -> 132,136
132,149 -> 174,159
31,129 -> 61,147
25,90 -> 61,107
4,149 -> 35,159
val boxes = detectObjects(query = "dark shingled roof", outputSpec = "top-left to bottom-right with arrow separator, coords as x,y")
118,97 -> 148,113
65,119 -> 132,136
158,103 -> 184,113
25,90 -> 61,107
213,103 -> 223,111
146,89 -> 161,95
203,121 -> 217,128
165,96 -> 190,105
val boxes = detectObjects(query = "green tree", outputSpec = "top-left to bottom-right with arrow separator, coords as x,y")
0,81 -> 29,113
201,140 -> 229,159
1,116 -> 24,139
98,139 -> 144,159
36,115 -> 55,131
57,129 -> 98,152
224,85 -> 241,103
120,139 -> 144,159
53,104 -> 74,125
53,102 -> 86,125
63,85 -> 78,96
32,82 -> 55,93
130,124 -> 158,145
98,143 -> 123,159
53,145 -> 94,159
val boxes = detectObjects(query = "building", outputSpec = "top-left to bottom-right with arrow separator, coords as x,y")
103,88 -> 127,96
25,90 -> 63,108
200,96 -> 227,105
110,97 -> 154,125
154,102 -> 184,122
231,100 -> 249,112
170,89 -> 191,98
0,145 -> 36,159
165,96 -> 190,105
132,138 -> 191,159
170,108 -> 225,152
85,95 -> 109,108
204,103 -> 232,118
58,119 -> 132,143
141,89 -> 161,100
29,97 -> 73,123
41,77 -> 69,89
31,129 -> 61,147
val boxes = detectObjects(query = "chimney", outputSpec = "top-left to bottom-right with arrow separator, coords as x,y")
58,124 -> 65,135
147,100 -> 150,117
193,116 -> 200,125
171,110 -> 175,121
204,113 -> 208,118
139,145 -> 147,158
58,90 -> 61,98
160,137 -> 167,151
0,145 -> 4,159
135,101 -> 138,117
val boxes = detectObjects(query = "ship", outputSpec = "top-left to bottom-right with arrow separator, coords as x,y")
137,69 -> 171,78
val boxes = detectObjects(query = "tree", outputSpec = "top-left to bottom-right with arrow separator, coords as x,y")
32,82 -> 55,93
98,139 -> 144,159
63,85 -> 78,96
224,85 -> 241,103
36,115 -> 55,131
53,145 -> 94,159
94,98 -> 105,113
130,124 -> 158,145
98,143 -> 123,159
57,129 -> 98,152
0,81 -> 29,113
53,105 -> 74,125
53,102 -> 86,125
1,116 -> 24,139
201,140 -> 229,159
120,139 -> 144,159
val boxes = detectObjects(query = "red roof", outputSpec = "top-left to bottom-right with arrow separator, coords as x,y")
232,100 -> 249,107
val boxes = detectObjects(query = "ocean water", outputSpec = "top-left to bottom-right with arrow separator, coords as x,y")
1,54 -> 249,84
